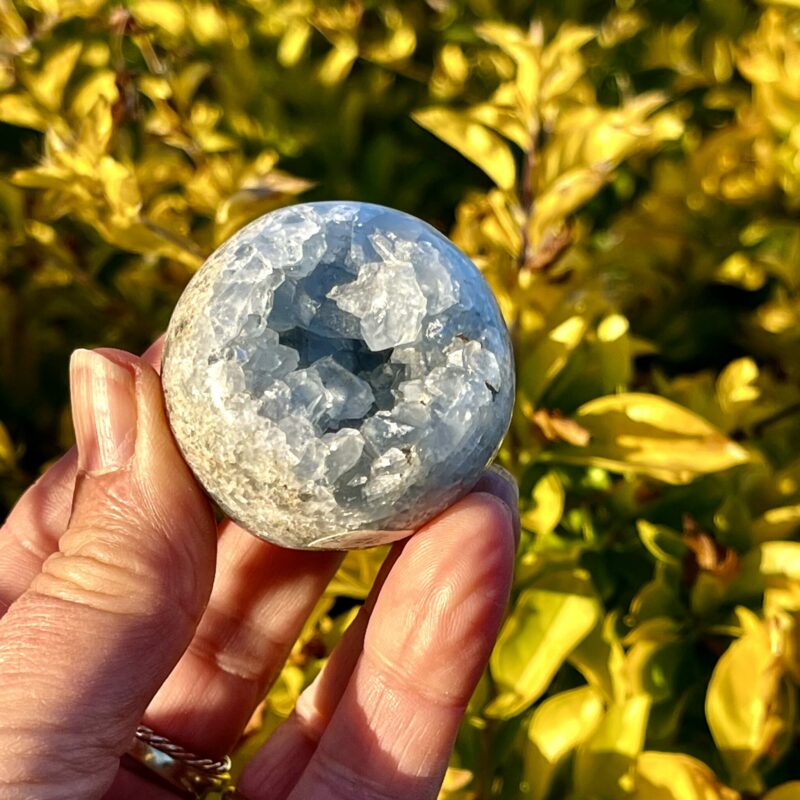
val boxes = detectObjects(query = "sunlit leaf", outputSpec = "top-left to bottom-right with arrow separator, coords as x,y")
573,694 -> 651,800
0,422 -> 14,468
524,685 -> 605,800
752,505 -> 800,542
706,618 -> 792,789
634,752 -> 741,799
437,767 -> 473,798
0,0 -> 27,42
637,520 -> 688,565
413,107 -> 517,191
25,41 -> 82,111
317,38 -> 358,85
763,783 -> 800,800
521,471 -> 564,535
488,570 -> 601,718
568,614 -> 627,702
278,19 -> 312,67
0,93 -> 49,130
70,70 -> 119,119
130,0 -> 187,37
519,315 -> 588,405
548,393 -> 751,483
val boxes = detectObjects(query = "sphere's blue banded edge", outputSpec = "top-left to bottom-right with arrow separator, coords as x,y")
162,201 -> 515,550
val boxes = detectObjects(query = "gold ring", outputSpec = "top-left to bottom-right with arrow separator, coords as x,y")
123,724 -> 234,798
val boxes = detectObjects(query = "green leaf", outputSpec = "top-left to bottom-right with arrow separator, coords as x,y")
573,694 -> 651,800
735,541 -> 800,596
519,315 -> 588,406
524,685 -> 605,800
26,41 -> 83,111
0,94 -> 49,131
637,520 -> 689,565
634,752 -> 740,799
521,471 -> 564,535
130,0 -> 187,37
548,393 -> 751,484
626,637 -> 685,704
764,784 -> 800,800
753,504 -> 800,542
0,422 -> 14,468
752,541 -> 800,580
412,107 -> 517,191
568,613 -> 626,702
488,570 -> 601,718
706,618 -> 791,790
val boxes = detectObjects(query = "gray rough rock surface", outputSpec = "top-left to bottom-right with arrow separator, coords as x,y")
162,201 -> 514,549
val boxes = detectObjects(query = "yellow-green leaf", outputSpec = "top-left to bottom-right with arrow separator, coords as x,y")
524,685 -> 605,800
0,422 -> 14,468
0,93 -> 49,130
437,767 -> 473,799
706,619 -> 790,789
634,752 -> 740,800
519,315 -> 588,405
488,570 -> 601,718
531,166 -> 607,244
71,70 -> 119,119
764,783 -> 800,800
521,471 -> 564,535
753,505 -> 800,542
413,107 -> 517,191
318,39 -> 358,86
278,19 -> 312,67
549,393 -> 750,483
569,614 -> 627,702
637,520 -> 688,565
131,0 -> 187,37
26,41 -> 82,111
573,694 -> 651,800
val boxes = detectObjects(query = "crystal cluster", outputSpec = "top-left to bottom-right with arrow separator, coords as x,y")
162,202 -> 514,549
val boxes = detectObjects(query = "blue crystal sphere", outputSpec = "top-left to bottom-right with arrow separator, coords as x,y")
162,202 -> 514,549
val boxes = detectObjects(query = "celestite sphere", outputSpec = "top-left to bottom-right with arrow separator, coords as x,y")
162,201 -> 514,549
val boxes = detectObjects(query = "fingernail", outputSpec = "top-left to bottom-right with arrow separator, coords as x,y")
70,349 -> 137,474
473,464 -> 520,546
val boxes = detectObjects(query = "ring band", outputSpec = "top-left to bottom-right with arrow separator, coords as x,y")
124,724 -> 233,798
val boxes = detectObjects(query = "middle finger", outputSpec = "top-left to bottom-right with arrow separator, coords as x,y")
146,521 -> 341,755
108,520 -> 341,796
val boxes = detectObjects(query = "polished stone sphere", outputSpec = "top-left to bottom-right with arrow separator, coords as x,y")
162,201 -> 514,549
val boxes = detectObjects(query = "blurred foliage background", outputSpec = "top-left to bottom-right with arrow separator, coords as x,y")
2,0 -> 800,797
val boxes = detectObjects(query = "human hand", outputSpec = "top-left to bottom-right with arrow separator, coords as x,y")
0,344 -> 518,800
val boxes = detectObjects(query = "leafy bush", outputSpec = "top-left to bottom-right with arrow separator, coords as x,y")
2,1 -> 800,797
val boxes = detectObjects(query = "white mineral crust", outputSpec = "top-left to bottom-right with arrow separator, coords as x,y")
162,201 -> 514,549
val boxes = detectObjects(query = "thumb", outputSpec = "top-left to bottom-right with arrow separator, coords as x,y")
0,349 -> 217,799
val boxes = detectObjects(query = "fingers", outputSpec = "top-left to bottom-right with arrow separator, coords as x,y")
0,338 -> 166,619
0,349 -> 216,798
235,548 -> 400,800
141,335 -> 165,372
0,450 -> 77,615
106,524 -> 341,798
473,464 -> 520,546
144,523 -> 341,755
239,489 -> 517,800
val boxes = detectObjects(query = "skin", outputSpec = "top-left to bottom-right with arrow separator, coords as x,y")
0,342 -> 518,800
